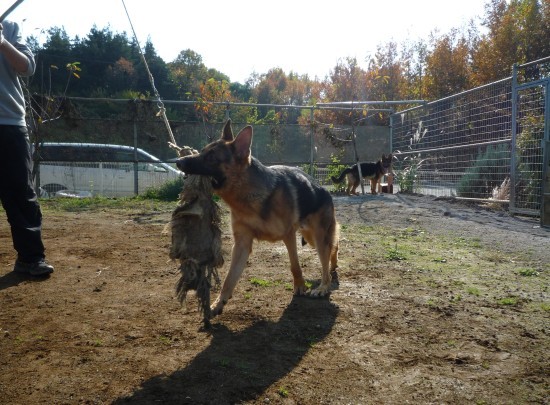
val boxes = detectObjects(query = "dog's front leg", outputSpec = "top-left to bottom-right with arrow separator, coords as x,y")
283,233 -> 307,295
370,179 -> 378,195
210,234 -> 253,317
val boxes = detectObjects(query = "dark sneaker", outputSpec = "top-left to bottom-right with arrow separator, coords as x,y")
14,260 -> 54,276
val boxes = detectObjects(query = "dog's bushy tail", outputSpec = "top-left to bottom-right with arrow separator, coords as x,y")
331,167 -> 351,184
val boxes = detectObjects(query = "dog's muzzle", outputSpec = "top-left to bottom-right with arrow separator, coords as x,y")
176,157 -> 188,172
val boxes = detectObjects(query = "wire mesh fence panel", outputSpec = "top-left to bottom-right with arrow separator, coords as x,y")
392,78 -> 514,200
31,99 -> 391,197
392,78 -> 512,153
247,124 -> 312,164
392,56 -> 550,221
510,62 -> 550,214
37,160 -> 181,198
391,141 -> 512,197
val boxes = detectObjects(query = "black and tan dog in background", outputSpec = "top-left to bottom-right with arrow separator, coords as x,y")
331,154 -> 393,195
176,120 -> 340,318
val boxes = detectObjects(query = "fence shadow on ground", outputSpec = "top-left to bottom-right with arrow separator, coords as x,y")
114,295 -> 339,404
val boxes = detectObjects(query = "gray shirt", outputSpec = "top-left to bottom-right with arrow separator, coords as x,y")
0,20 -> 36,126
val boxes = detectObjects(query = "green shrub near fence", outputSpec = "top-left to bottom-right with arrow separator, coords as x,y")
394,154 -> 426,194
140,176 -> 184,201
457,144 -> 510,198
326,154 -> 347,193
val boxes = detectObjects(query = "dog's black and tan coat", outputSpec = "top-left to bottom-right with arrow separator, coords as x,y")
176,121 -> 339,317
331,154 -> 393,195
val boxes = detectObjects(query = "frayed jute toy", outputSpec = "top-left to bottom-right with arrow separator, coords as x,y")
169,146 -> 223,328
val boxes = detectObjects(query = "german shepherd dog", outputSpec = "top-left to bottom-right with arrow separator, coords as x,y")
176,121 -> 340,318
331,154 -> 393,195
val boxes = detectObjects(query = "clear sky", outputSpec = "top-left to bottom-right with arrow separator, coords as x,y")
6,0 -> 488,84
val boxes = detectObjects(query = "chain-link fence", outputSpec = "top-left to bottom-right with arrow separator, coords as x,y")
31,100 -> 391,197
31,57 -> 549,221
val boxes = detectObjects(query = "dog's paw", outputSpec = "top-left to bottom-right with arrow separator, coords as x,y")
293,283 -> 308,296
210,298 -> 227,317
309,284 -> 330,297
330,269 -> 339,284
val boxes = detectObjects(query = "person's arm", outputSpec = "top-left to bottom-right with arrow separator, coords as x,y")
0,23 -> 30,74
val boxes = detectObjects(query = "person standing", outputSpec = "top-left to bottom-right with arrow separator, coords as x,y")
0,20 -> 53,276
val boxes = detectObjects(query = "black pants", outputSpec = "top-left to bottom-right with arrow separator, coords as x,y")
0,125 -> 45,262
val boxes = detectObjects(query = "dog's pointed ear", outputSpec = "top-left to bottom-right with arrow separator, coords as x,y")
221,119 -> 233,141
233,126 -> 253,160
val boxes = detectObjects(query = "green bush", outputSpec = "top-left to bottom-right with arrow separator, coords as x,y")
393,154 -> 425,193
301,163 -> 318,179
515,113 -> 544,206
457,144 -> 510,198
326,154 -> 347,193
141,176 -> 184,201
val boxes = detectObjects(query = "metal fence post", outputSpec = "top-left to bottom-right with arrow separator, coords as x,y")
510,63 -> 518,213
133,120 -> 138,196
542,78 -> 550,227
309,107 -> 314,176
225,101 -> 230,121
389,110 -> 394,153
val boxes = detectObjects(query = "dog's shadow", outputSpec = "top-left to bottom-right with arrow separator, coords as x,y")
114,296 -> 338,404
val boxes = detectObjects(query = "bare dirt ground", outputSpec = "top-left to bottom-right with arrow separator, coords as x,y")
0,193 -> 549,404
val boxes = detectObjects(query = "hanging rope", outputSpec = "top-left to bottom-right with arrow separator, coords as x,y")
120,1 -> 225,329
0,0 -> 25,22
120,0 -> 179,151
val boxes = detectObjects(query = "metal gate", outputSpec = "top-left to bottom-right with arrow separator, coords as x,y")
390,56 -> 549,226
510,57 -> 550,226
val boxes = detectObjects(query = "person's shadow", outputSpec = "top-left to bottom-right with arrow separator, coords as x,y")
114,295 -> 339,404
0,271 -> 51,291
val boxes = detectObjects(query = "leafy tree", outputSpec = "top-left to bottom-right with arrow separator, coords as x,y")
168,49 -> 208,100
134,40 -> 178,100
247,68 -> 287,121
472,0 -> 550,84
21,0 -> 550,124
229,81 -> 252,103
254,68 -> 288,107
251,70 -> 315,122
400,39 -> 429,100
424,29 -> 473,99
30,27 -> 73,95
195,78 -> 231,124
327,57 -> 364,103
105,57 -> 137,94
321,57 -> 367,125
70,26 -> 134,96
367,41 -> 404,102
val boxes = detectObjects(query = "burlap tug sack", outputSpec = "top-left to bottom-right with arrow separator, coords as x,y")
169,172 -> 224,328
